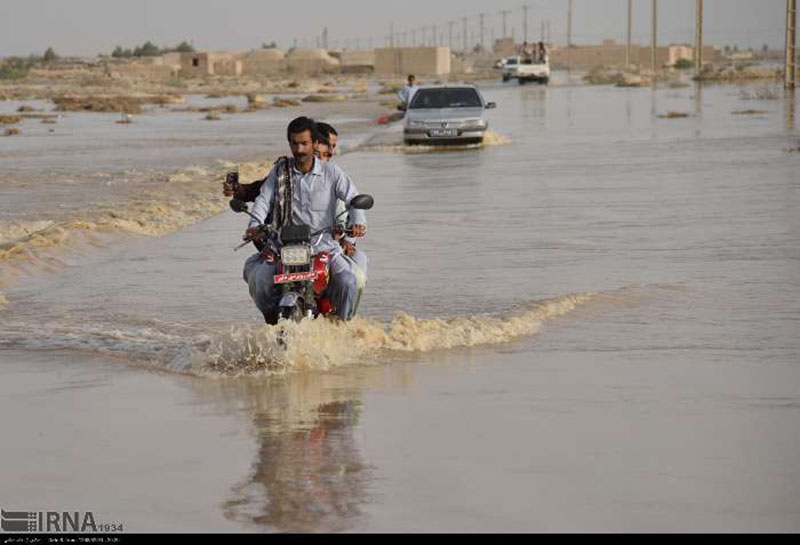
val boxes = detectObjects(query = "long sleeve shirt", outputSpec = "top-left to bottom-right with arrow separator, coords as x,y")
248,157 -> 366,255
397,84 -> 419,108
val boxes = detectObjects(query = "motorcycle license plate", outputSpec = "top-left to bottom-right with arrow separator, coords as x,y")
429,129 -> 458,137
274,271 -> 316,284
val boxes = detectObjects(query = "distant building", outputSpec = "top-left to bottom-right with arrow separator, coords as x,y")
548,39 -> 721,69
154,51 -> 242,77
374,47 -> 451,76
339,49 -> 375,74
239,48 -> 286,76
285,48 -> 340,74
493,38 -> 516,57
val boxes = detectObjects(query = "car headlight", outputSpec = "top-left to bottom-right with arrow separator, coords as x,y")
465,119 -> 487,128
281,245 -> 311,265
407,120 -> 426,128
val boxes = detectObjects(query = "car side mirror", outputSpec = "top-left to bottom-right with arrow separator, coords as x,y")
485,102 -> 496,109
349,194 -> 374,210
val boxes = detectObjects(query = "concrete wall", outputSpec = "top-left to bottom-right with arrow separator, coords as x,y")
340,49 -> 375,73
549,42 -> 721,69
211,55 -> 242,76
286,48 -> 340,74
239,49 -> 286,76
493,38 -> 516,57
374,47 -> 451,76
179,52 -> 213,76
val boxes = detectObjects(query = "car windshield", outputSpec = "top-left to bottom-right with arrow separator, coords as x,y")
409,88 -> 483,109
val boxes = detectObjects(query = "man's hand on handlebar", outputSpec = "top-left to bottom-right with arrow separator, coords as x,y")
341,240 -> 357,256
349,224 -> 366,238
243,226 -> 259,241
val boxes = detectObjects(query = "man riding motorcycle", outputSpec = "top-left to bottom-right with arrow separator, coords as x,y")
240,116 -> 367,324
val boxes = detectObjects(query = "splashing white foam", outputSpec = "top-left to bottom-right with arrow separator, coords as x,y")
361,129 -> 511,154
170,293 -> 593,377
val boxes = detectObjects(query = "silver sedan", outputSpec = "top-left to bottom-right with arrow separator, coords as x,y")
403,85 -> 496,145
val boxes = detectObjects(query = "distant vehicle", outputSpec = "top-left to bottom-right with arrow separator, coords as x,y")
403,85 -> 496,146
497,54 -> 550,85
494,56 -> 519,82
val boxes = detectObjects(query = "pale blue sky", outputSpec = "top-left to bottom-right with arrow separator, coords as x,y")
0,0 -> 790,57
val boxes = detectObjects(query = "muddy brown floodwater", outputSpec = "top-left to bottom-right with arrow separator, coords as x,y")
1,76 -> 799,531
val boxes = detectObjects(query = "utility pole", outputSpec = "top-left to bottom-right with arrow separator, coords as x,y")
541,20 -> 545,42
463,17 -> 468,53
501,10 -> 510,38
651,0 -> 658,75
626,0 -> 632,67
390,22 -> 395,48
787,0 -> 797,88
567,0 -> 573,71
695,0 -> 704,76
479,13 -> 485,50
547,20 -> 551,43
523,5 -> 529,43
449,21 -> 454,51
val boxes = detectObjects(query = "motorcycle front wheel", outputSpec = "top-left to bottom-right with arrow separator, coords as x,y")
279,303 -> 304,323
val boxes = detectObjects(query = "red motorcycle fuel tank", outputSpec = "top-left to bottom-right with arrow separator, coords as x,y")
312,252 -> 331,294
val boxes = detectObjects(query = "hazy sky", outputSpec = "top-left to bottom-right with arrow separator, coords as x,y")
0,0 -> 790,57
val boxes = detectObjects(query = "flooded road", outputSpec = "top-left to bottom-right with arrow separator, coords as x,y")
1,77 -> 799,531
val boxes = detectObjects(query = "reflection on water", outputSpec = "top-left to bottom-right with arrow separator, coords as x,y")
224,397 -> 369,532
694,81 -> 703,137
189,368 -> 394,532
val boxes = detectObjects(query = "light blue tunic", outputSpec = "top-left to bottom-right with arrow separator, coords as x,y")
243,158 -> 367,320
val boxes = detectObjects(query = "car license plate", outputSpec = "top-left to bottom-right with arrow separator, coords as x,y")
274,271 -> 316,284
429,128 -> 458,137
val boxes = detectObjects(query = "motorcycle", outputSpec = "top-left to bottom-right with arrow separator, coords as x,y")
230,194 -> 374,322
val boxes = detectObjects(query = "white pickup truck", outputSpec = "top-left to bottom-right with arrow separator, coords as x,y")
496,55 -> 550,85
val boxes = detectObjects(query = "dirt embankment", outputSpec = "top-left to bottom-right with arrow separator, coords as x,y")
695,64 -> 782,82
52,94 -> 184,113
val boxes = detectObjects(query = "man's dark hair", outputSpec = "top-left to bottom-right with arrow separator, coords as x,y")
408,74 -> 416,81
286,116 -> 317,142
315,121 -> 338,140
314,129 -> 330,148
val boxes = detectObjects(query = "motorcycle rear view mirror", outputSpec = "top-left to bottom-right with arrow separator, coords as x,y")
229,198 -> 248,213
349,194 -> 374,210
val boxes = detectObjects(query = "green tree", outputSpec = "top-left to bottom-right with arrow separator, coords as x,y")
262,41 -> 278,49
43,47 -> 58,62
112,46 -> 125,58
174,40 -> 194,52
674,58 -> 693,69
140,41 -> 160,56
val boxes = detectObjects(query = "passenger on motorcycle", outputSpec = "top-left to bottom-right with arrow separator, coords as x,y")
242,116 -> 367,324
313,127 -> 368,318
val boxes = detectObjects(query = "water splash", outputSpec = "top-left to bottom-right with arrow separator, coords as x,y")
170,293 -> 593,377
360,129 -> 511,153
0,158 -> 277,287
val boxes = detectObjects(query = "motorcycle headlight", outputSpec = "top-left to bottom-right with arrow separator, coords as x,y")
281,245 -> 311,265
